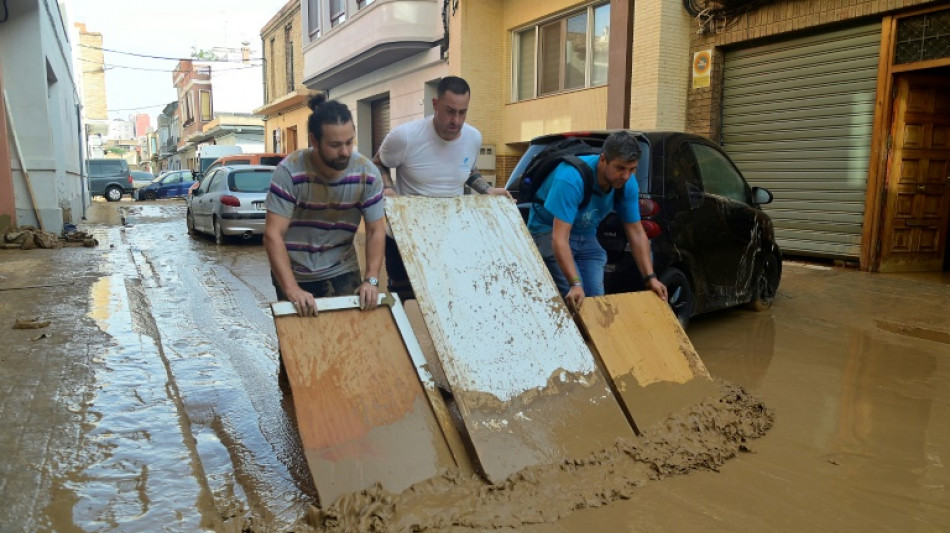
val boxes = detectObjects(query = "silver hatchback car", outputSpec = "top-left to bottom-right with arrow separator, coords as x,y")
186,165 -> 275,244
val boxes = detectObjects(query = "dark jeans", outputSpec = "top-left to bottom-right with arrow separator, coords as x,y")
385,236 -> 415,300
271,270 -> 361,300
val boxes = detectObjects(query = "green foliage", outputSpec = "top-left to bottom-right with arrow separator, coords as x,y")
105,146 -> 128,155
190,46 -> 219,61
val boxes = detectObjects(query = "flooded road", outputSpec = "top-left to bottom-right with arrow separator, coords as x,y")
1,200 -> 948,531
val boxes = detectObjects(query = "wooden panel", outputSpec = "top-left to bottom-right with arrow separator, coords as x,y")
385,196 -> 633,483
272,297 -> 456,506
576,292 -> 718,433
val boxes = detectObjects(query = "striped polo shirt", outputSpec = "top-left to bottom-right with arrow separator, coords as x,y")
265,148 -> 384,282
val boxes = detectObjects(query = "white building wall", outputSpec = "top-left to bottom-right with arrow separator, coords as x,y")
108,119 -> 134,140
1,0 -> 84,233
327,47 -> 447,154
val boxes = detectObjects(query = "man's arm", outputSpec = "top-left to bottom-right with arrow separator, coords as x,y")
552,218 -> 585,310
358,216 -> 386,310
466,171 -> 512,198
263,211 -> 317,316
623,221 -> 668,301
372,153 -> 397,197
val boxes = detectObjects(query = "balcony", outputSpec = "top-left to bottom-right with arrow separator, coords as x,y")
304,0 -> 443,90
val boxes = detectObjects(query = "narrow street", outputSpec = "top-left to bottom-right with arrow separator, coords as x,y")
1,200 -> 949,532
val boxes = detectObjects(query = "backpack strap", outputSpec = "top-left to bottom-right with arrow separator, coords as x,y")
559,155 -> 596,210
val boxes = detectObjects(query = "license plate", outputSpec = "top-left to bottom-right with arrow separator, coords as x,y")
253,201 -> 265,210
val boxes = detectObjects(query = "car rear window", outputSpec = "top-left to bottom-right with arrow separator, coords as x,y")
89,160 -> 128,175
259,156 -> 285,166
230,169 -> 274,192
224,159 -> 252,165
505,139 -> 651,193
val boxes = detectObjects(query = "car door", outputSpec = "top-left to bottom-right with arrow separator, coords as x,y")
687,141 -> 760,307
160,172 -> 183,198
193,169 -> 222,232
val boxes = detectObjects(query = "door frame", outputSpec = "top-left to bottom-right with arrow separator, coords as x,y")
863,4 -> 950,271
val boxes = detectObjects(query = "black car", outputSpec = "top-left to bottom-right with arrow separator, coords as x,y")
505,131 -> 782,327
86,158 -> 133,202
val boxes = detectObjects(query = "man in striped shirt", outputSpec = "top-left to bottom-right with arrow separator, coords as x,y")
264,94 -> 386,316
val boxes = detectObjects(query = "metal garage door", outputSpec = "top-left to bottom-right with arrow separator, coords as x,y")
722,23 -> 881,259
371,97 -> 391,157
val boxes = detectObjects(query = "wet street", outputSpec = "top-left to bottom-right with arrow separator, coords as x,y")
1,200 -> 949,532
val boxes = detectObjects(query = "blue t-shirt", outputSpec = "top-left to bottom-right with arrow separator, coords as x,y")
527,155 -> 640,236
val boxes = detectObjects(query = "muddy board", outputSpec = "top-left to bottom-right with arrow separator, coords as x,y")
385,196 -> 634,483
576,292 -> 717,433
271,296 -> 456,506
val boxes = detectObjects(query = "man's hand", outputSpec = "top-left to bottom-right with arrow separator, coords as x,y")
358,282 -> 379,311
565,285 -> 585,312
647,278 -> 668,301
486,187 -> 513,199
285,286 -> 318,316
383,187 -> 397,198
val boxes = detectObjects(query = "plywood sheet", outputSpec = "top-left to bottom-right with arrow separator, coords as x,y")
385,196 -> 633,483
576,292 -> 717,433
272,297 -> 456,506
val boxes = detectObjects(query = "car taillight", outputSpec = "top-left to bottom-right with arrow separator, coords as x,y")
127,173 -> 133,184
639,198 -> 660,217
220,195 -> 241,207
642,220 -> 662,239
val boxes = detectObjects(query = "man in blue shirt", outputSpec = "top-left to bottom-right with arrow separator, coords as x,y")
528,131 -> 668,311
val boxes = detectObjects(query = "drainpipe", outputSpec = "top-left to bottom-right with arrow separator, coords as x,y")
77,103 -> 86,220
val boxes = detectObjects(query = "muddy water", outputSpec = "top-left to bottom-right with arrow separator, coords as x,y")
2,201 -> 948,532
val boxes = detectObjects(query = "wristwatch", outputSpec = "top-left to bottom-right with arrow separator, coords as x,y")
364,277 -> 379,287
642,273 -> 657,284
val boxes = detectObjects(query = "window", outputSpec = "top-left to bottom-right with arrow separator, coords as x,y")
691,144 -> 749,204
272,129 -> 282,153
199,90 -> 212,122
357,0 -> 375,9
307,0 -> 321,38
330,0 -> 346,27
285,25 -> 295,90
270,37 -> 277,95
513,2 -> 610,101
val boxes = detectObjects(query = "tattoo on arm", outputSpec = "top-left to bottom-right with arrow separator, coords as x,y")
465,172 -> 491,194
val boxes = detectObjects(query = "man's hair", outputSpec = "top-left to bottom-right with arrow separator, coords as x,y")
602,131 -> 641,163
436,76 -> 470,98
307,93 -> 352,141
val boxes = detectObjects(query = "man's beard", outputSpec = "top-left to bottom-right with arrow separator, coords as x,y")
322,152 -> 349,171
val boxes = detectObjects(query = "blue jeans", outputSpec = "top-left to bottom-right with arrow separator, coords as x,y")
532,232 -> 607,297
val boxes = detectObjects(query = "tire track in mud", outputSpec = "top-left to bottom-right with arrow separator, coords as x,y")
125,209 -> 315,529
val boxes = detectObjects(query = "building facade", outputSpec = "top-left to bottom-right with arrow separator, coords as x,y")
299,0 -> 691,185
256,0 -> 309,154
0,0 -> 84,234
685,0 -> 949,272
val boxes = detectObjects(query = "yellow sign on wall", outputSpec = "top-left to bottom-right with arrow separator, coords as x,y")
692,50 -> 712,89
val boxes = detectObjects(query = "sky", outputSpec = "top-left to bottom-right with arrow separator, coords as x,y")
70,0 -> 291,128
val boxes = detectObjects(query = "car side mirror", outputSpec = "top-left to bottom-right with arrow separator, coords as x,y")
193,189 -> 204,197
752,187 -> 773,205
687,183 -> 704,208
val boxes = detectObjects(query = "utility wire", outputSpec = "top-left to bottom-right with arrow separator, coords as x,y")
76,56 -> 261,73
78,42 -> 264,62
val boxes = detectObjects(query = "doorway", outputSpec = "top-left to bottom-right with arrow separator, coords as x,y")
878,68 -> 950,273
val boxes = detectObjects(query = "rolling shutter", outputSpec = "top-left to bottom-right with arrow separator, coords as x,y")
722,23 -> 881,259
371,97 -> 391,157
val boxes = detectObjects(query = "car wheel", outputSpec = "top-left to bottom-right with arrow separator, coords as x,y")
186,209 -> 196,235
659,267 -> 695,328
213,217 -> 226,245
748,251 -> 780,312
105,186 -> 123,202
145,190 -> 157,201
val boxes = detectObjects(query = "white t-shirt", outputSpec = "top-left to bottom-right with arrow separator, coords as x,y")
377,115 -> 482,197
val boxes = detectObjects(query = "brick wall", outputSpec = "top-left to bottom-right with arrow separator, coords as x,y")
78,29 -> 107,120
686,0 -> 940,140
262,3 -> 306,104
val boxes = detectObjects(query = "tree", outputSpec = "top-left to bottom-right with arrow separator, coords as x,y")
190,46 -> 218,61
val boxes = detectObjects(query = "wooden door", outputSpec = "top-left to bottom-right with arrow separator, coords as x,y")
879,73 -> 950,272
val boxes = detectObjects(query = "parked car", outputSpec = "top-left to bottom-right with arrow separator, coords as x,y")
135,170 -> 198,201
188,152 -> 286,197
86,158 -> 132,202
131,170 -> 155,190
186,165 -> 275,244
505,130 -> 782,327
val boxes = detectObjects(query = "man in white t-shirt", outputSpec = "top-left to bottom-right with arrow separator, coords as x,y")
373,76 -> 510,299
